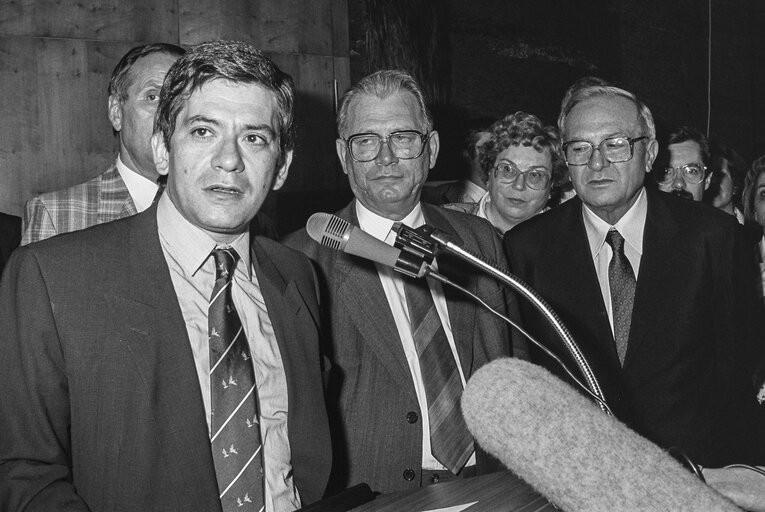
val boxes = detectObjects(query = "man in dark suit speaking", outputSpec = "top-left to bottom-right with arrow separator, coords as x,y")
0,40 -> 330,512
504,84 -> 764,467
285,70 -> 521,494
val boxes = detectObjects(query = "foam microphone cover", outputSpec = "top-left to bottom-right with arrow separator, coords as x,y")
462,358 -> 740,512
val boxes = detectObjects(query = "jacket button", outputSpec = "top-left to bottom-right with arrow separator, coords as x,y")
403,468 -> 416,481
406,411 -> 419,424
430,472 -> 440,483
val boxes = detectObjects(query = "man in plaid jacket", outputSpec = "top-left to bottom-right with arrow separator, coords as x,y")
21,43 -> 185,245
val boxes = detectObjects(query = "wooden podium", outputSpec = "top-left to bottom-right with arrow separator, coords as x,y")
350,470 -> 557,511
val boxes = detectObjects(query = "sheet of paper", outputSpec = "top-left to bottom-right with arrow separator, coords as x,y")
421,501 -> 478,512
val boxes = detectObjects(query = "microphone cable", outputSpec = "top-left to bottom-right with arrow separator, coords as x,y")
401,224 -> 609,414
422,267 -> 614,416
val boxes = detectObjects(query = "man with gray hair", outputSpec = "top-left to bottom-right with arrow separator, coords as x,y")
0,40 -> 330,511
504,83 -> 764,467
21,43 -> 185,245
285,69 -> 521,493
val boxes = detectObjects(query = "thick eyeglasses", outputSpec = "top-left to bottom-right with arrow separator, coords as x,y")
562,136 -> 648,166
655,163 -> 708,185
345,130 -> 429,162
493,163 -> 551,190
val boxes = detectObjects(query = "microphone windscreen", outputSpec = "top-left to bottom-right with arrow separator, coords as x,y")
305,212 -> 399,269
462,358 -> 739,512
306,212 -> 351,251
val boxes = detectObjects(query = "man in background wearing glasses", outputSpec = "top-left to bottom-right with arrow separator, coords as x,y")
284,70 -> 520,494
505,84 -> 764,468
656,125 -> 712,201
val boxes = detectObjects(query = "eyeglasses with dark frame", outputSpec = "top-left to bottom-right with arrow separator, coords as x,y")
343,130 -> 430,162
562,136 -> 649,166
654,163 -> 708,185
492,162 -> 551,190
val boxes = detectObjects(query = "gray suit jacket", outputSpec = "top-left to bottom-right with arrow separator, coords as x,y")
284,201 -> 519,494
0,205 -> 331,511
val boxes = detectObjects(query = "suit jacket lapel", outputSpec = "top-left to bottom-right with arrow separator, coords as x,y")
549,199 -> 620,367
336,203 -> 418,396
249,238 -> 304,395
421,203 -> 473,375
624,190 -> 683,367
112,207 -> 218,499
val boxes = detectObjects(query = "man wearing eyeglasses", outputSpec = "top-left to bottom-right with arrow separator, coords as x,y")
656,125 -> 712,201
284,70 -> 518,494
504,84 -> 764,468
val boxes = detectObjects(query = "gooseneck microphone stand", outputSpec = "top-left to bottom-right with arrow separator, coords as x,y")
394,223 -> 611,416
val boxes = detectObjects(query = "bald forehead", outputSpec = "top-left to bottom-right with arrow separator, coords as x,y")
345,91 -> 425,132
563,95 -> 642,140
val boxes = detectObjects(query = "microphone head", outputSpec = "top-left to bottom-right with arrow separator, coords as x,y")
462,358 -> 738,511
306,213 -> 352,251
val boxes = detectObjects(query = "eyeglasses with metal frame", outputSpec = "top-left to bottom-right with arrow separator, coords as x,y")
562,136 -> 649,166
492,162 -> 551,190
343,130 -> 430,162
654,163 -> 708,185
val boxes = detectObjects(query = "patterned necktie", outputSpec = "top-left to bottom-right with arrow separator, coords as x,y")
404,277 -> 474,474
209,248 -> 264,512
605,230 -> 636,366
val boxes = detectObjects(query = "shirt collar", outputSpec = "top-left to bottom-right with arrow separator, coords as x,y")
115,155 -> 159,212
582,187 -> 647,259
355,201 -> 425,244
462,180 -> 486,203
157,193 -> 251,278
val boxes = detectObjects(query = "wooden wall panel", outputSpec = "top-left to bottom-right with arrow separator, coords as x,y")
179,0 -> 336,56
0,0 -> 350,221
267,53 -> 345,193
0,0 -> 178,42
0,38 -> 134,213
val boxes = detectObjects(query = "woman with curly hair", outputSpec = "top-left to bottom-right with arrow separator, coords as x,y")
445,111 -> 569,235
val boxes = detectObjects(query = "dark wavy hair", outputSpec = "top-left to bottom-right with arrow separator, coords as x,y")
479,111 -> 569,204
668,125 -> 711,168
154,40 -> 295,168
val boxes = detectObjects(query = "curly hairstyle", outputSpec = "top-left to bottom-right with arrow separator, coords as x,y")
742,155 -> 765,223
479,111 -> 569,203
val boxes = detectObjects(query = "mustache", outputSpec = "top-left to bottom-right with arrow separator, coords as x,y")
668,189 -> 694,201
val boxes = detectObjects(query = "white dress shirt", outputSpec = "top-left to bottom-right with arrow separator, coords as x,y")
461,180 -> 486,204
582,188 -> 647,335
115,155 -> 159,212
355,201 -> 476,471
157,194 -> 299,512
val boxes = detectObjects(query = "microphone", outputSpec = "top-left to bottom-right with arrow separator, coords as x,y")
462,358 -> 739,511
306,213 -> 429,278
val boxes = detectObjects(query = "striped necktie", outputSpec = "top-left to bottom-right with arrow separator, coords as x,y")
404,277 -> 474,474
606,230 -> 636,365
209,248 -> 264,511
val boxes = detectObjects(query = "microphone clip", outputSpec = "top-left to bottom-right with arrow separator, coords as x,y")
392,223 -> 439,265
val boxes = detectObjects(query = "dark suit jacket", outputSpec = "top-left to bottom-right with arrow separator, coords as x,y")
284,201 -> 518,494
0,212 -> 20,276
0,206 -> 331,511
505,188 -> 764,467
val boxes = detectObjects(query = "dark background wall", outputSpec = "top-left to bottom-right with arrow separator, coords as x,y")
349,0 -> 765,187
1,0 -> 763,235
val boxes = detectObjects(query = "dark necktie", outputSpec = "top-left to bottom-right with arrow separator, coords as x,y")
404,277 -> 474,474
605,230 -> 636,365
209,248 -> 264,511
